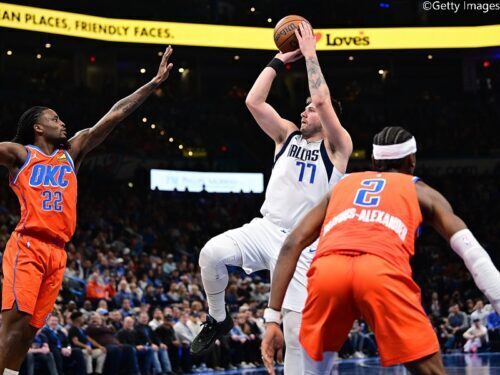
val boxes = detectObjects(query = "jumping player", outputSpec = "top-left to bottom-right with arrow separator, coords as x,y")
262,126 -> 500,374
0,46 -> 174,375
191,22 -> 353,374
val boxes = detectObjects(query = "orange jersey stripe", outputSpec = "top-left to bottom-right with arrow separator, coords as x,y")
9,145 -> 77,243
316,172 -> 422,275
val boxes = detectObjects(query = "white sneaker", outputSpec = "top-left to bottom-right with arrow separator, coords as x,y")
353,351 -> 366,358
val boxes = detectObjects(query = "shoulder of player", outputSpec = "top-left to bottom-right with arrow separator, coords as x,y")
275,123 -> 300,147
0,142 -> 28,167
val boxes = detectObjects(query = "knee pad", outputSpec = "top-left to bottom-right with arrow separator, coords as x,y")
199,234 -> 242,280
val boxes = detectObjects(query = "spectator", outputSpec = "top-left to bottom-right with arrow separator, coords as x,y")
117,316 -> 154,375
470,300 -> 492,326
447,304 -> 469,348
86,272 -> 107,305
68,312 -> 106,375
120,298 -> 136,318
108,310 -> 124,331
463,318 -> 488,353
136,312 -> 173,374
155,315 -> 182,373
487,310 -> 500,352
22,330 -> 58,375
149,308 -> 164,331
42,315 -> 86,375
114,280 -> 133,308
86,312 -> 140,375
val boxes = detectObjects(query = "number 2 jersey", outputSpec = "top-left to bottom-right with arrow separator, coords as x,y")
316,171 -> 423,275
260,131 -> 343,230
9,145 -> 77,243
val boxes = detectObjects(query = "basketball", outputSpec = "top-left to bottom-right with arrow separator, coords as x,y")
273,15 -> 311,53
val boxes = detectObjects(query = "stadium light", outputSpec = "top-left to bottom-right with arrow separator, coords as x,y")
142,117 -> 148,123
234,55 -> 240,60
169,137 -> 174,142
6,50 -> 12,56
151,124 -> 156,129
348,56 -> 354,61
179,144 -> 184,150
140,68 -> 146,74
267,18 -> 272,23
178,67 -> 185,73
45,43 -> 51,49
36,53 -> 42,59
250,7 -> 255,12
427,54 -> 433,60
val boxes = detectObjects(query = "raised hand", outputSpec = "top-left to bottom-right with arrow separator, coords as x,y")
295,21 -> 317,58
154,46 -> 174,84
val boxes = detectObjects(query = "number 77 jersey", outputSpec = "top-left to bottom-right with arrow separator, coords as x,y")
260,132 -> 343,230
317,171 -> 423,274
9,145 -> 77,243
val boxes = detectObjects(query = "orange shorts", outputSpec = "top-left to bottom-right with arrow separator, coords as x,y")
300,252 -> 439,367
2,231 -> 67,328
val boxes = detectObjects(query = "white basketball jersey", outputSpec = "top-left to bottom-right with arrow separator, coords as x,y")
260,131 -> 343,230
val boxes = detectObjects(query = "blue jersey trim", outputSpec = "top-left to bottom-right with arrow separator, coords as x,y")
274,131 -> 301,164
10,148 -> 31,185
27,144 -> 59,157
412,176 -> 421,183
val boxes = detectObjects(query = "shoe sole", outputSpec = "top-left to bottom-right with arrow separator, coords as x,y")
190,318 -> 234,356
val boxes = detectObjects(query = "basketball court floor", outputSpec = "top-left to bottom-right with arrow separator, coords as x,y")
187,353 -> 500,374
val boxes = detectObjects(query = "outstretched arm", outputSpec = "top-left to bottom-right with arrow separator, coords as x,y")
68,46 -> 174,168
296,22 -> 352,161
416,181 -> 500,313
245,50 -> 302,146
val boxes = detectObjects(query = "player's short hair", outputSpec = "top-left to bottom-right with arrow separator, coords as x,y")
13,106 -> 49,145
306,97 -> 342,116
372,126 -> 414,172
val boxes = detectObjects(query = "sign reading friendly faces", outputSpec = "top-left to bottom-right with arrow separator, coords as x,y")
150,169 -> 264,193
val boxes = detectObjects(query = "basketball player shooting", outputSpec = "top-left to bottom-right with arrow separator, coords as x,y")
0,46 -> 174,375
192,20 -> 352,375
262,126 -> 500,375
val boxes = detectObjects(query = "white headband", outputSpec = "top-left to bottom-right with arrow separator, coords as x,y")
372,137 -> 417,160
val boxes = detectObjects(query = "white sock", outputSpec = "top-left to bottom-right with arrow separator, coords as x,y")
4,369 -> 20,375
206,289 -> 227,322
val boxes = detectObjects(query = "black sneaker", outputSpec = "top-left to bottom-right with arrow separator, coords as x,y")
190,308 -> 233,355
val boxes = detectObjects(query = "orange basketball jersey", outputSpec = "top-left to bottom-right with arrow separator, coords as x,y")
316,172 -> 422,275
9,145 -> 77,243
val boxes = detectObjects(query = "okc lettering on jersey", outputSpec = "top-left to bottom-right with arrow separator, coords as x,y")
323,207 -> 408,241
29,164 -> 73,188
287,145 -> 319,162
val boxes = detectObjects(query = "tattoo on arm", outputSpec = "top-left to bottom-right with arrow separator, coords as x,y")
110,81 -> 158,116
305,56 -> 326,91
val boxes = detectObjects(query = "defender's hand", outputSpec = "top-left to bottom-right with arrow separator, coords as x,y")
153,46 -> 174,84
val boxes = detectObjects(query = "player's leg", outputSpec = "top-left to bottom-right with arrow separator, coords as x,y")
0,306 -> 38,373
299,255 -> 356,373
302,350 -> 337,375
282,309 -> 303,375
404,352 -> 445,375
192,233 -> 243,354
354,254 -> 443,372
0,234 -> 44,373
199,234 -> 243,322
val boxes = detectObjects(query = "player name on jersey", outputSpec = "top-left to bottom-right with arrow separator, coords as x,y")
287,144 -> 320,162
323,207 -> 408,242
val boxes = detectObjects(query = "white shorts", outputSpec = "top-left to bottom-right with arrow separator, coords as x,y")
223,217 -> 316,312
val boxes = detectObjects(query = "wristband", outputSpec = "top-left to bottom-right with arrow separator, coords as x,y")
263,307 -> 282,325
266,58 -> 285,74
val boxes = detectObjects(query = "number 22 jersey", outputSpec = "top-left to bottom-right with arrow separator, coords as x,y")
9,145 -> 77,243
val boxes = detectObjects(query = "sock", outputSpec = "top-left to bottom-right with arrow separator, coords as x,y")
4,369 -> 20,375
206,288 -> 227,322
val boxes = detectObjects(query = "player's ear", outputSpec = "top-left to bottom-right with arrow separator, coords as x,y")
33,123 -> 44,135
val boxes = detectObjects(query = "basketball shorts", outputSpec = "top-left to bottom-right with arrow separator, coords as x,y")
300,252 -> 439,366
2,231 -> 67,328
223,217 -> 316,312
